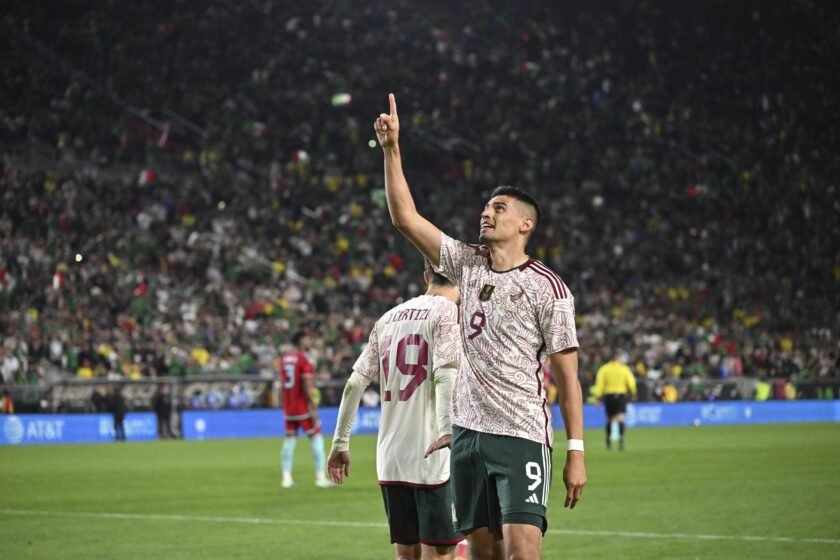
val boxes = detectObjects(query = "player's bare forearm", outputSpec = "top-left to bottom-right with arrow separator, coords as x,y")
376,94 -> 442,266
551,348 -> 587,508
551,349 -> 584,440
383,151 -> 442,266
382,146 -> 411,222
383,147 -> 423,231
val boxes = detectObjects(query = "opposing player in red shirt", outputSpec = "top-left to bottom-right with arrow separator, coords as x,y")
280,330 -> 333,488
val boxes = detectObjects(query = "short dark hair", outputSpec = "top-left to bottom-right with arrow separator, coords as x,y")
424,259 -> 454,287
291,330 -> 308,346
489,185 -> 542,228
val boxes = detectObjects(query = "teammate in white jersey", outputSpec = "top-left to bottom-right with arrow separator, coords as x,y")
328,261 -> 463,559
374,93 -> 586,559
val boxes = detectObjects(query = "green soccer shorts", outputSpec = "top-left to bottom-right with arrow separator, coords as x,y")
450,425 -> 553,534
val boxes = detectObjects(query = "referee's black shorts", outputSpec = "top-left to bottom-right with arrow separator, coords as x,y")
603,393 -> 628,417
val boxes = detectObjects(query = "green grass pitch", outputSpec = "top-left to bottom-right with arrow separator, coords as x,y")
1,423 -> 839,559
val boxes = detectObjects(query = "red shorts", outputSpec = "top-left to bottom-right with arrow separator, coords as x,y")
285,416 -> 321,436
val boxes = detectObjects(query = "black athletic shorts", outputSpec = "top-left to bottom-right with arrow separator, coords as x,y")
603,393 -> 627,417
380,483 -> 463,547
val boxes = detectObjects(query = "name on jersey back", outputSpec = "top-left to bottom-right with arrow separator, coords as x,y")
384,308 -> 431,324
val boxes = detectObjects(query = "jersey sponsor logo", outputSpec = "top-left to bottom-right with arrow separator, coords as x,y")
478,284 -> 495,302
526,493 -> 539,504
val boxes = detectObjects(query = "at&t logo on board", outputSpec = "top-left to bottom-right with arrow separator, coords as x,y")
1,415 -> 67,445
3,415 -> 25,444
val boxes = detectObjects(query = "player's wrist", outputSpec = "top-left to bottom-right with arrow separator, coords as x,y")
567,438 -> 584,453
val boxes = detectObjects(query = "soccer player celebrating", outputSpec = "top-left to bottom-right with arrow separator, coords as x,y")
280,330 -> 334,488
374,93 -> 586,559
328,261 -> 463,559
595,351 -> 637,450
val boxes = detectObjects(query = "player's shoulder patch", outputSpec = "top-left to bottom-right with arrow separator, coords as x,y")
522,259 -> 568,299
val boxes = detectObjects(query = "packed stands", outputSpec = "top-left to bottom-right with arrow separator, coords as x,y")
1,1 -> 837,403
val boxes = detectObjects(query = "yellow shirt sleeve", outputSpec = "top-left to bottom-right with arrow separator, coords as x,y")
595,367 -> 605,397
625,367 -> 637,396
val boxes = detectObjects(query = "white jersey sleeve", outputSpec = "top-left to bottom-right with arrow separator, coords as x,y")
352,321 -> 381,382
435,233 -> 486,286
432,299 -> 459,369
431,300 -> 459,437
330,372 -> 372,453
537,293 -> 579,354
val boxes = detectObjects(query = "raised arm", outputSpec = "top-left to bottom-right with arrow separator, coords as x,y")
375,93 -> 442,267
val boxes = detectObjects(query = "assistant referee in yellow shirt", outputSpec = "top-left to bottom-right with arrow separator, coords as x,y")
595,352 -> 637,451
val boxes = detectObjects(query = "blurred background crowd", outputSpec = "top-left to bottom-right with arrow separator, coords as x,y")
1,0 -> 838,406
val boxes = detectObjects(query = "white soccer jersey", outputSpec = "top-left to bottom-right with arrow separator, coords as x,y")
352,294 -> 460,486
435,233 -> 579,447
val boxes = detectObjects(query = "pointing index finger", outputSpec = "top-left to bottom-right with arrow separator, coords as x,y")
389,93 -> 397,116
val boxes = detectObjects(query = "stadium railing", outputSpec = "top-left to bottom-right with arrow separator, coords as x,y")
2,377 -> 838,415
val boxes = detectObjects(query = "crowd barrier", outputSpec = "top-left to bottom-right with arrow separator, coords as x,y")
179,407 -> 379,440
559,400 -> 840,429
3,401 -> 839,445
181,401 -> 840,440
4,377 -> 839,415
1,412 -> 157,445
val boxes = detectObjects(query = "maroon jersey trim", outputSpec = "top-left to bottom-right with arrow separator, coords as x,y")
533,360 -> 553,450
518,258 -> 536,271
465,243 -> 485,256
533,344 -> 546,396
530,260 -> 567,297
526,261 -> 567,298
526,264 -> 560,298
542,401 -> 552,450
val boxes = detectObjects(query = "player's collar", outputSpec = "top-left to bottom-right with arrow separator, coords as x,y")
488,257 -> 533,274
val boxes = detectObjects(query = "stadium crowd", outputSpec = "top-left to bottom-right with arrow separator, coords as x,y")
1,1 -> 838,402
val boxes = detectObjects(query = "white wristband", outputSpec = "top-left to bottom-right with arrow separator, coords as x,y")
567,439 -> 584,452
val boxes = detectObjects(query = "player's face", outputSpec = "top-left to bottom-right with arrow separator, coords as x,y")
479,195 -> 527,243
